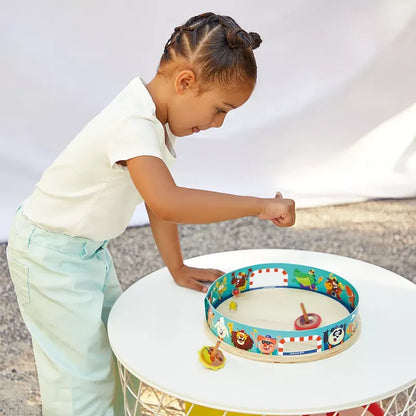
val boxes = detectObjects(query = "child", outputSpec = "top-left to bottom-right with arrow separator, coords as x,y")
7,12 -> 295,416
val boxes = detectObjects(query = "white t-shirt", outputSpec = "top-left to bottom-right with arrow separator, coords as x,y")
23,77 -> 176,241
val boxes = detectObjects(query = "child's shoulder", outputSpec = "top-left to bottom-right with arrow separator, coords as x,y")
109,77 -> 155,115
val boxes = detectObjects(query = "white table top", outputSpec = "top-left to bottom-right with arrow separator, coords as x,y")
108,249 -> 416,415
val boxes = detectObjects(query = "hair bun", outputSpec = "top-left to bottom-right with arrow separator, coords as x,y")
248,32 -> 262,50
226,29 -> 249,49
227,28 -> 262,50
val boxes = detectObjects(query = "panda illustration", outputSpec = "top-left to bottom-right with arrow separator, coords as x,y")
324,324 -> 346,348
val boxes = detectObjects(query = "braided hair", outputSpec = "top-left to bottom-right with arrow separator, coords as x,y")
159,12 -> 262,89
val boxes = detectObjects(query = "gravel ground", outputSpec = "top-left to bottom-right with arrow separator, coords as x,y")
1,198 -> 415,415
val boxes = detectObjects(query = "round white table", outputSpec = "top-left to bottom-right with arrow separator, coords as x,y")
108,249 -> 416,415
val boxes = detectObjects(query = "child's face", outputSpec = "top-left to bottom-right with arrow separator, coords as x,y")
168,77 -> 254,137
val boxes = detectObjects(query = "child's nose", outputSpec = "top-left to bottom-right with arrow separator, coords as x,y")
211,113 -> 226,128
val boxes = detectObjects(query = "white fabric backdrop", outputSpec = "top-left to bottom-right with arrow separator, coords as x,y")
1,1 -> 416,242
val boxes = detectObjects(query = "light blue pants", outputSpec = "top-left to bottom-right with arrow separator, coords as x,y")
6,208 -> 125,416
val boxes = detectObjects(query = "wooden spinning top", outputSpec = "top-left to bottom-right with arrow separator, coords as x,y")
294,302 -> 322,330
198,339 -> 226,370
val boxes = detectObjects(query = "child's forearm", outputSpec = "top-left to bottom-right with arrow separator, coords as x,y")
154,187 -> 262,224
146,204 -> 224,292
145,204 -> 184,273
127,156 -> 295,226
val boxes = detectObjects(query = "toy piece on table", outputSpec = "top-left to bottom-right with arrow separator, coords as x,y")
198,339 -> 226,370
294,302 -> 322,330
229,300 -> 238,311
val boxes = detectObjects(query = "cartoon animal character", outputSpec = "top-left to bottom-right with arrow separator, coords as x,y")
231,270 -> 250,295
214,317 -> 229,340
215,277 -> 227,301
324,274 -> 344,299
324,324 -> 346,348
207,308 -> 215,328
251,333 -> 277,355
347,315 -> 358,336
231,329 -> 254,351
294,269 -> 323,290
345,285 -> 356,309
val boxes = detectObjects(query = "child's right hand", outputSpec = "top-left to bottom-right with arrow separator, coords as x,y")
258,192 -> 296,227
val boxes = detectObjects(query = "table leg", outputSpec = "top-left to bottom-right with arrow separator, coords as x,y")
117,360 -> 184,416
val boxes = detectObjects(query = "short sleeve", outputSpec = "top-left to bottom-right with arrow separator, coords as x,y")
107,116 -> 165,170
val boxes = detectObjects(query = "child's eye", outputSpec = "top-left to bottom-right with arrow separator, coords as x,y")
217,108 -> 227,114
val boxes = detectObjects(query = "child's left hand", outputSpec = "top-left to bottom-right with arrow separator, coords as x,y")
171,264 -> 224,293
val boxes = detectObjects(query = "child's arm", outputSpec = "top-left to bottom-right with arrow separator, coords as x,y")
127,156 -> 295,226
146,204 -> 223,292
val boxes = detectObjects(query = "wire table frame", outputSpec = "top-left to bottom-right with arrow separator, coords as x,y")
118,359 -> 416,416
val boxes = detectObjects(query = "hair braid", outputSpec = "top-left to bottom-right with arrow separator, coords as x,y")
159,12 -> 262,89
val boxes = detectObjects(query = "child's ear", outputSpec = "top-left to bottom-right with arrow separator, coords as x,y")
174,70 -> 197,95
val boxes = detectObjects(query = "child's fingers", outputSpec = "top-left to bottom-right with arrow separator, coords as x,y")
194,269 -> 224,291
176,277 -> 207,293
174,268 -> 224,293
190,267 -> 223,282
199,268 -> 224,281
194,280 -> 209,293
272,218 -> 290,227
271,218 -> 285,226
275,191 -> 283,199
271,208 -> 296,227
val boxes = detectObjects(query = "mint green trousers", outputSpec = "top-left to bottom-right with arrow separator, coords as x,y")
6,208 -> 125,416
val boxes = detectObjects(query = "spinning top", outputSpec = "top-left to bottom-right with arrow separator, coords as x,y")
294,302 -> 322,330
198,339 -> 226,370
